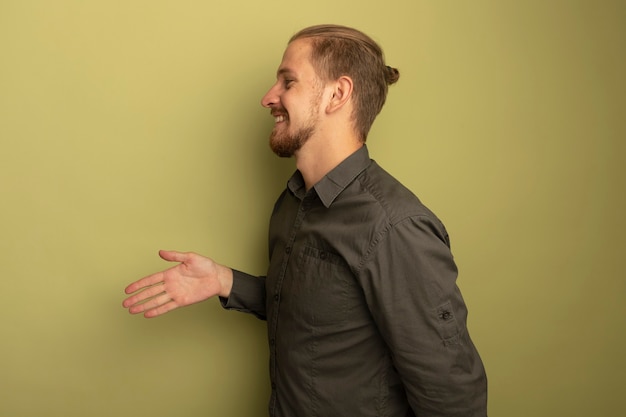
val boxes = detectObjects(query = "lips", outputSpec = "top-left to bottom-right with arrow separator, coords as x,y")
272,111 -> 288,124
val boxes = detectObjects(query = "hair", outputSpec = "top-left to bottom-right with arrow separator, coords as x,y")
290,24 -> 400,141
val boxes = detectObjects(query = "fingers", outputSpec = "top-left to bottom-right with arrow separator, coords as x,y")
144,297 -> 179,318
122,282 -> 165,308
124,271 -> 164,295
124,250 -> 185,295
122,250 -> 192,318
126,290 -> 176,318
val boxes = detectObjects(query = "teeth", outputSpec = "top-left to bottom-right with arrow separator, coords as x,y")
274,115 -> 286,123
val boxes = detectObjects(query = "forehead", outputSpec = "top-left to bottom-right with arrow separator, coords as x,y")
276,38 -> 316,77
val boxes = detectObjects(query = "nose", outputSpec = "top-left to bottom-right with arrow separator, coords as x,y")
261,83 -> 279,108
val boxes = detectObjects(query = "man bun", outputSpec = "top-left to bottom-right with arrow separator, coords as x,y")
385,66 -> 400,85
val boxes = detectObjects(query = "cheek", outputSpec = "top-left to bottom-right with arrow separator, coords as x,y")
281,92 -> 293,110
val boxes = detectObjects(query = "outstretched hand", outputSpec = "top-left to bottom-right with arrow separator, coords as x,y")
122,250 -> 233,318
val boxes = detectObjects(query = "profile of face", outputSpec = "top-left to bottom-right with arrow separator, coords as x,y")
261,39 -> 325,158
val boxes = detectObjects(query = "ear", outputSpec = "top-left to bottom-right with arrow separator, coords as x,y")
326,76 -> 353,114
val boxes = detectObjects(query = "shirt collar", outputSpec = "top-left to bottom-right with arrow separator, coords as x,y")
287,145 -> 372,208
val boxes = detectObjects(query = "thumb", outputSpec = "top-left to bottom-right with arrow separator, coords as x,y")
158,249 -> 190,263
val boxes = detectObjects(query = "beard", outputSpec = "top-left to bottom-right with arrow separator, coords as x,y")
269,121 -> 316,158
269,87 -> 323,158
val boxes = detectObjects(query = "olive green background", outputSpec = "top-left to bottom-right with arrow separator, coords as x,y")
1,1 -> 624,416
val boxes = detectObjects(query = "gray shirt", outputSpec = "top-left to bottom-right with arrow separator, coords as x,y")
223,145 -> 487,416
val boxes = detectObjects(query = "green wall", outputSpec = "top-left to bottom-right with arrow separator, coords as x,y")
1,1 -> 624,416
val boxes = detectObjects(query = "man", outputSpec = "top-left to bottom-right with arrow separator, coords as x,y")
123,24 -> 488,416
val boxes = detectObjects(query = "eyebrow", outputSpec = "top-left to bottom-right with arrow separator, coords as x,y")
277,67 -> 296,78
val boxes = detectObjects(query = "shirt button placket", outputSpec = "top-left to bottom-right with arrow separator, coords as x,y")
268,195 -> 309,412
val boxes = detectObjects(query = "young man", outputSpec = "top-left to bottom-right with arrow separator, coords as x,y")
123,24 -> 488,417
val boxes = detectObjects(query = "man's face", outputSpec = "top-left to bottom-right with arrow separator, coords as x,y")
261,39 -> 325,158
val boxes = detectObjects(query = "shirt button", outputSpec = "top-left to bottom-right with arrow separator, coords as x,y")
274,293 -> 280,301
440,311 -> 452,320
285,246 -> 292,254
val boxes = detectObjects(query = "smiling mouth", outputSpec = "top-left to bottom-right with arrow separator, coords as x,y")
272,111 -> 288,124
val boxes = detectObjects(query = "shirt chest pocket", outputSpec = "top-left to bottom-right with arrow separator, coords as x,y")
292,246 -> 359,326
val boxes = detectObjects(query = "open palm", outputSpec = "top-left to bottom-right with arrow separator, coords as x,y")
122,250 -> 229,318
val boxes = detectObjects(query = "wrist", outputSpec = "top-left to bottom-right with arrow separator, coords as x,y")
216,264 -> 234,298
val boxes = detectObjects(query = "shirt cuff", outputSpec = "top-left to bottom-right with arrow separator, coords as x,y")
219,269 -> 267,320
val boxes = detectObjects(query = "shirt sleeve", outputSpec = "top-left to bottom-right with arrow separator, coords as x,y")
219,270 -> 267,320
357,214 -> 488,416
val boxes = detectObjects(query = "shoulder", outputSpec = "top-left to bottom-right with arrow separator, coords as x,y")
356,161 -> 451,244
358,161 -> 435,222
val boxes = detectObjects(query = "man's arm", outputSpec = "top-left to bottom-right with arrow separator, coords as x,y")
358,215 -> 487,416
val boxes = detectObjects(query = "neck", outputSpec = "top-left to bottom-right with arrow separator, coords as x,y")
295,134 -> 363,190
